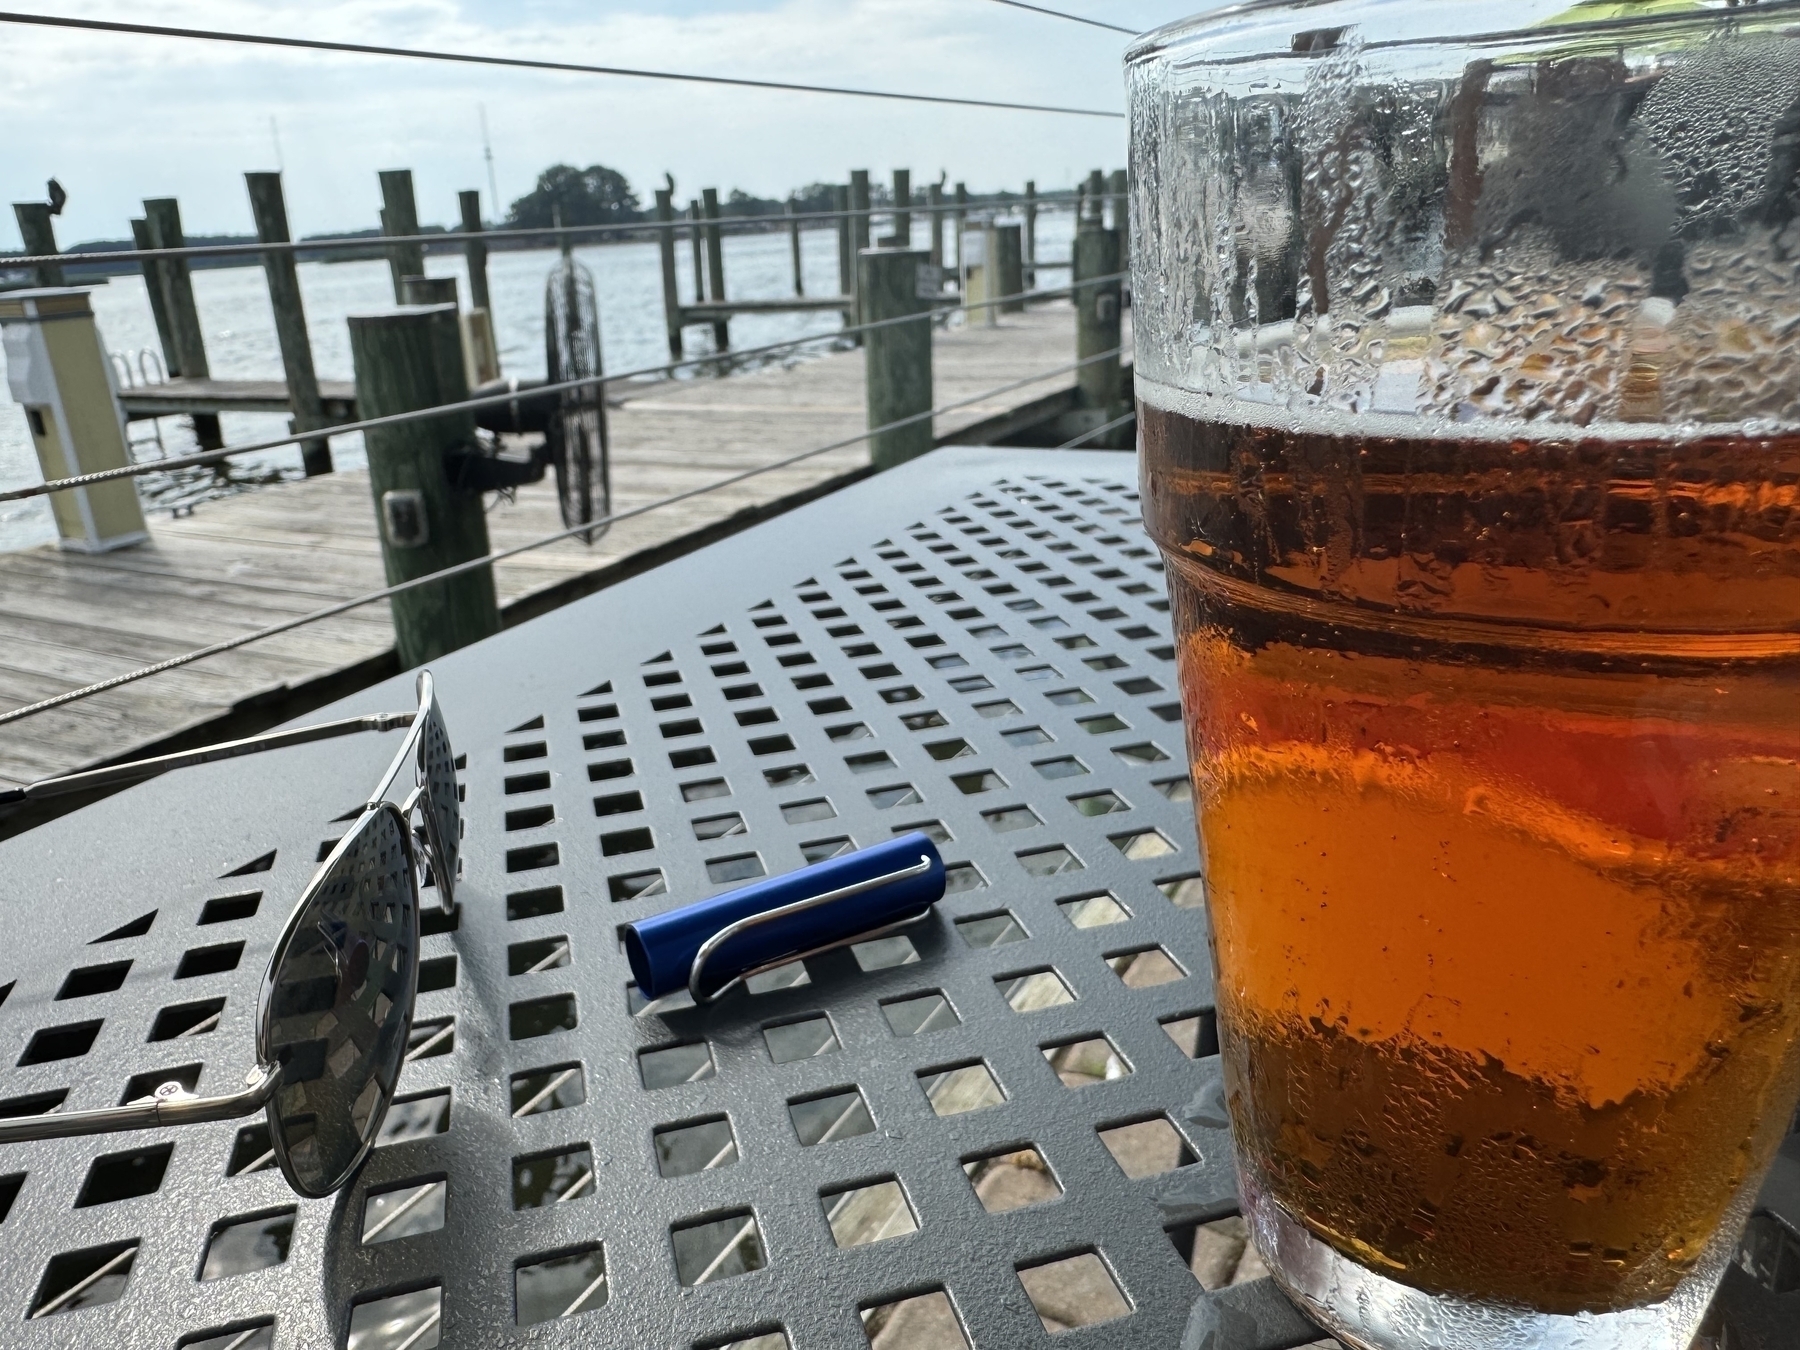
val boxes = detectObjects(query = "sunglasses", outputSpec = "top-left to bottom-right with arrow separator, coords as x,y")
0,671 -> 459,1199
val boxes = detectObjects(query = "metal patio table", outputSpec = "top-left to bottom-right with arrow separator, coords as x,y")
0,447 -> 1793,1350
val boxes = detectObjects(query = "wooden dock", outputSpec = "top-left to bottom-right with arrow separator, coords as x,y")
0,303 -> 1129,789
117,377 -> 357,421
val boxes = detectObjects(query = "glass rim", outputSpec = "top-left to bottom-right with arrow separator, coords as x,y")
1125,0 -> 1782,66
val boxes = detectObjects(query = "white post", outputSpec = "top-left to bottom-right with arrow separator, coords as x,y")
0,288 -> 148,552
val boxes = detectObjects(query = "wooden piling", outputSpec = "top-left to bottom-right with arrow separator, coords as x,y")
654,188 -> 683,360
142,197 -> 223,451
787,199 -> 804,297
1074,222 -> 1124,433
701,187 -> 729,352
892,169 -> 911,248
860,248 -> 933,471
401,276 -> 459,306
958,220 -> 1000,330
1108,168 -> 1129,267
849,171 -> 872,254
347,303 -> 499,666
245,171 -> 332,476
379,169 -> 426,304
834,186 -> 853,302
995,224 -> 1025,314
688,199 -> 706,311
457,190 -> 491,312
1084,169 -> 1107,225
849,171 -> 872,331
11,205 -> 63,287
953,183 -> 968,267
130,218 -> 178,372
927,183 -> 945,268
1023,181 -> 1038,284
456,188 -> 501,384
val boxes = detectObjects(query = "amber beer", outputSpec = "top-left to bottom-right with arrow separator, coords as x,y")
1142,398 -> 1800,1315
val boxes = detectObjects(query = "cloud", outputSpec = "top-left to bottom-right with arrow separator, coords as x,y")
3,0 -> 1181,246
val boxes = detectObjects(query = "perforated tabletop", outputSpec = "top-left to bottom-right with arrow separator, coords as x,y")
0,448 -> 1792,1350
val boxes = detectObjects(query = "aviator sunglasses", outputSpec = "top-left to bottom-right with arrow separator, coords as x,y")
0,671 -> 459,1199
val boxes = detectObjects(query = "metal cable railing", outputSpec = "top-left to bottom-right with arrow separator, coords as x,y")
0,193 -> 1126,272
0,272 -> 1131,504
1055,409 -> 1137,450
0,344 -> 1129,728
0,12 -> 1124,119
979,1 -> 1138,36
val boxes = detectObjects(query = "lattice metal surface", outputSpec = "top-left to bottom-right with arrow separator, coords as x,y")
0,448 -> 1792,1350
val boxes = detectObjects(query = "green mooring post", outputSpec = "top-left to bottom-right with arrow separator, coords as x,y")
349,303 -> 498,666
654,188 -> 683,359
143,197 -> 223,451
379,170 -> 425,304
1074,222 -> 1124,442
246,172 -> 332,476
701,187 -> 728,351
860,248 -> 933,471
12,204 -> 63,287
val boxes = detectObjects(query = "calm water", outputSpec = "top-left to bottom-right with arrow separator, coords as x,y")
0,212 -> 1074,551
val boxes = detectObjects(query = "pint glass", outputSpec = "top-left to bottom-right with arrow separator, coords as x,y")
1129,4 -> 1800,1346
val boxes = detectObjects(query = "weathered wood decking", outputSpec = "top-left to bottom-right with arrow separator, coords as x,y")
0,304 -> 1129,788
117,378 -> 358,421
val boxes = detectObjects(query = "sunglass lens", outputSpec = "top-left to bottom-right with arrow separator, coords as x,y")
420,699 -> 460,902
260,804 -> 419,1198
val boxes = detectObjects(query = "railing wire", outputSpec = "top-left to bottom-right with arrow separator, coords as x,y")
0,345 -> 1128,729
0,11 -> 1124,119
1055,409 -> 1137,450
979,1 -> 1138,36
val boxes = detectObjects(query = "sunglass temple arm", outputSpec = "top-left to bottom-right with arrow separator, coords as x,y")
0,713 -> 417,806
0,1062 -> 280,1144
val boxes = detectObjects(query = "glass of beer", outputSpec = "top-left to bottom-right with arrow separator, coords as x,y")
1129,4 -> 1800,1346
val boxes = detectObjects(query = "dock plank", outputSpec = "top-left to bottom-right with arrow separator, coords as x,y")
118,377 -> 359,420
0,304 -> 1125,787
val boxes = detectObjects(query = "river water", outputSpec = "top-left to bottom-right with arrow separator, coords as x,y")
0,211 -> 1075,551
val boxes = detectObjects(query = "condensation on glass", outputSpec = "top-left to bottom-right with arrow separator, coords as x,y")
1130,4 -> 1800,1348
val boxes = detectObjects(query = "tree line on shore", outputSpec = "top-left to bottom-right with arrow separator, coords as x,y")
503,162 -> 958,229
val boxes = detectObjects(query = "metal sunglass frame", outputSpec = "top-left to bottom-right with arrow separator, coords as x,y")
0,671 -> 458,1195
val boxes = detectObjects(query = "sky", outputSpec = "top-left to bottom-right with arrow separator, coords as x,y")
0,0 -> 1194,249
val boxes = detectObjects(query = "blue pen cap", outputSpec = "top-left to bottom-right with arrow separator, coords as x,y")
623,832 -> 946,1001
